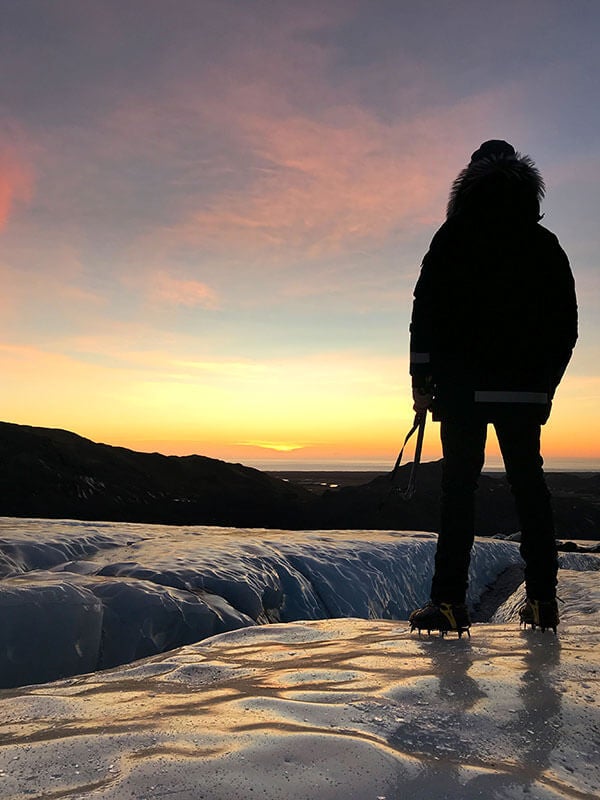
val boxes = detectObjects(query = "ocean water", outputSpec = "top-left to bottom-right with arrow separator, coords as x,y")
251,457 -> 600,472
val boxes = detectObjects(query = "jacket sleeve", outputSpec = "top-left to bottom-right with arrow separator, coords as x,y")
409,229 -> 444,389
543,236 -> 578,396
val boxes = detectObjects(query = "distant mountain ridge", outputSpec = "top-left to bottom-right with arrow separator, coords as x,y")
0,421 -> 598,538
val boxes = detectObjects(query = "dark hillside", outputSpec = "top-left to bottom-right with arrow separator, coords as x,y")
311,462 -> 600,539
0,422 -> 311,527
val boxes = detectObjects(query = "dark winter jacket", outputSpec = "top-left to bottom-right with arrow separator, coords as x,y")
410,152 -> 578,423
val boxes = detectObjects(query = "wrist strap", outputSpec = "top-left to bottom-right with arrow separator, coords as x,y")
389,411 -> 427,499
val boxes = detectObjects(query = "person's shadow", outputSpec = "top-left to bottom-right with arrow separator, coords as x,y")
388,633 -> 562,797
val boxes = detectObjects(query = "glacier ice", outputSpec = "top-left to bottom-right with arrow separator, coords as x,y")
0,517 -> 598,688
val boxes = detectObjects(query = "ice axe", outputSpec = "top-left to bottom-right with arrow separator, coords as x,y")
386,410 -> 427,501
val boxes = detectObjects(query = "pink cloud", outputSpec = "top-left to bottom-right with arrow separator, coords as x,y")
0,148 -> 33,230
142,85 -> 525,264
102,70 -> 526,319
5,5 -> 529,316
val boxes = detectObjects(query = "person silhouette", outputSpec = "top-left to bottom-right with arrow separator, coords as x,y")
408,140 -> 578,636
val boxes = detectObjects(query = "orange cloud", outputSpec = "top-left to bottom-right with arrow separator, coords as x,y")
0,241 -> 104,321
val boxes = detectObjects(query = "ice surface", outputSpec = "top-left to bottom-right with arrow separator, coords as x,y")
0,599 -> 598,800
0,518 -> 598,798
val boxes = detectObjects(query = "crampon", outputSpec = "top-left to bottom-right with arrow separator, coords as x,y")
409,601 -> 471,638
519,598 -> 559,634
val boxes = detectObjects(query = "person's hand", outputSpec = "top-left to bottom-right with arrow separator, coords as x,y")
412,386 -> 433,412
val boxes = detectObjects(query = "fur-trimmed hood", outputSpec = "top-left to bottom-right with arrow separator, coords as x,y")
446,152 -> 545,222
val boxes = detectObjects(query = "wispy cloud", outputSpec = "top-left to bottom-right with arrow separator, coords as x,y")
174,359 -> 267,376
176,111 -> 440,257
145,271 -> 219,309
143,89 -> 520,266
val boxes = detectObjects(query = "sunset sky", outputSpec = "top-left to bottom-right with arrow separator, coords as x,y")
1,0 -> 598,469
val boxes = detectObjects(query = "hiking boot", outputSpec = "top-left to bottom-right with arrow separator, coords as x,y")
409,601 -> 471,637
519,598 -> 559,634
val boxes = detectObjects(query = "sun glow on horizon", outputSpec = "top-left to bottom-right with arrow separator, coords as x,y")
236,441 -> 307,453
1,338 -> 597,468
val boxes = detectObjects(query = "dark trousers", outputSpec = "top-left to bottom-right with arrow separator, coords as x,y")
430,416 -> 558,604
